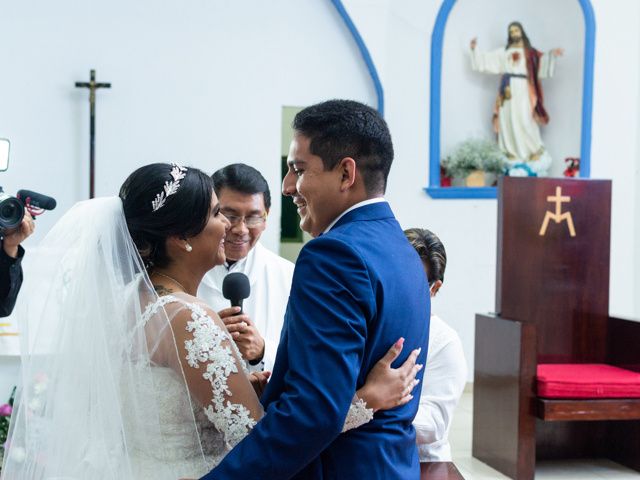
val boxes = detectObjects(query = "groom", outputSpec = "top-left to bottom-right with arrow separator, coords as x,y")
203,100 -> 430,479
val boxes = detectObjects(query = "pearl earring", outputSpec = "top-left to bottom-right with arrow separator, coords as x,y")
185,243 -> 193,252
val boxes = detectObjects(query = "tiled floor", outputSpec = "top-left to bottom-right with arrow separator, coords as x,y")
449,390 -> 640,479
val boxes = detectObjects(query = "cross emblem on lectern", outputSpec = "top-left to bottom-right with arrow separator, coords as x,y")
539,186 -> 576,237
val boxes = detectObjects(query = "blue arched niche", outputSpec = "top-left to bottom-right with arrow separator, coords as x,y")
331,0 -> 384,115
426,0 -> 596,199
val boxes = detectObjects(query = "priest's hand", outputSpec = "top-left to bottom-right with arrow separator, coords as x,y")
219,307 -> 266,363
470,37 -> 477,50
356,338 -> 423,412
551,48 -> 564,57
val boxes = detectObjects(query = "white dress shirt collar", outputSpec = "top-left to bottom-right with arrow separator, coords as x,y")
323,197 -> 386,234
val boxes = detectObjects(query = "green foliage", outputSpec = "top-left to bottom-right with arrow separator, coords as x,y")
442,138 -> 506,178
0,387 -> 16,471
0,416 -> 8,461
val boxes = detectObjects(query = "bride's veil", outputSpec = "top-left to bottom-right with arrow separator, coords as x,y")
1,197 -> 207,479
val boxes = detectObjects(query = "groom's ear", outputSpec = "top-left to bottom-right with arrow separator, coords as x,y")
338,157 -> 356,192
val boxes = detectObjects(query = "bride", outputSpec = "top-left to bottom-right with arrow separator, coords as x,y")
1,163 -> 420,479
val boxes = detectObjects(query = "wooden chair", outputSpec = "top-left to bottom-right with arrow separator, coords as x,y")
472,177 -> 640,480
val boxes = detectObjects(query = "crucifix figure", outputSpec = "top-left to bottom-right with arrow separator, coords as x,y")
75,69 -> 111,199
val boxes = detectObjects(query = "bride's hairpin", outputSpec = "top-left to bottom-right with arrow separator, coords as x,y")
151,163 -> 188,212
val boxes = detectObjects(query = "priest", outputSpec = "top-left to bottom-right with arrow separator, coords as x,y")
197,164 -> 293,372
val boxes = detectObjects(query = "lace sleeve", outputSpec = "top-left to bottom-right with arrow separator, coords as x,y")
341,394 -> 374,432
170,299 -> 264,449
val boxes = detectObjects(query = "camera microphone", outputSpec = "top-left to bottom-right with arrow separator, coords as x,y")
17,190 -> 57,211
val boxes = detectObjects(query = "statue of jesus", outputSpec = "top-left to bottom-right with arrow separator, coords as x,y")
470,22 -> 563,176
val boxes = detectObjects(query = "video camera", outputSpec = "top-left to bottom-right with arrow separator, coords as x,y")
0,138 -> 57,235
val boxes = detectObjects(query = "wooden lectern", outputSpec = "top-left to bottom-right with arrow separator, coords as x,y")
472,177 -> 640,479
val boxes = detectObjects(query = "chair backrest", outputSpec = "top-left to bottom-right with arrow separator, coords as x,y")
496,177 -> 612,363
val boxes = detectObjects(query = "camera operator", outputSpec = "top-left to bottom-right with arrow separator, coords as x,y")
0,212 -> 35,317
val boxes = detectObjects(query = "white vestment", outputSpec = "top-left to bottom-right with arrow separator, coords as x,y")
471,46 -> 556,175
414,314 -> 467,461
198,242 -> 294,373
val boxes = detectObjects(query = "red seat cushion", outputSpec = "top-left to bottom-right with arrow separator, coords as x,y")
537,364 -> 640,399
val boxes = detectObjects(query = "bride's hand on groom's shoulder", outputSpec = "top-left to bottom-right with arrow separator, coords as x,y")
356,338 -> 423,412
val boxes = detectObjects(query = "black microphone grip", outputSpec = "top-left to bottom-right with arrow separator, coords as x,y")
17,189 -> 57,211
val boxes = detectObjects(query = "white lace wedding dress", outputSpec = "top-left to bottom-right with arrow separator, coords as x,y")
128,367 -> 224,478
132,294 -> 373,479
130,294 -> 260,479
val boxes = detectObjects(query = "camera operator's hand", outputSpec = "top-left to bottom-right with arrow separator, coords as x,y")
2,212 -> 35,258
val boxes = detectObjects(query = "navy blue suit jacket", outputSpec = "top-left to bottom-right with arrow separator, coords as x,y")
204,202 -> 430,479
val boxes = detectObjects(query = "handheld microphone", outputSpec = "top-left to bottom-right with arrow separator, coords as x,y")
222,272 -> 250,313
17,189 -> 57,211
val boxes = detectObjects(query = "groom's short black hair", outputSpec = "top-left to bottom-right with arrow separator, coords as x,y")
292,99 -> 394,195
212,163 -> 271,210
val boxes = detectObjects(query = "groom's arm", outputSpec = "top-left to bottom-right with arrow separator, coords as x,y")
202,237 -> 372,479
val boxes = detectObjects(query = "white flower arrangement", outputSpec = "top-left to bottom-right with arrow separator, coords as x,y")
442,138 -> 507,179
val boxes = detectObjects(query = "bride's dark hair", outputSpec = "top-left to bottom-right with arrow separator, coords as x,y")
119,163 -> 214,268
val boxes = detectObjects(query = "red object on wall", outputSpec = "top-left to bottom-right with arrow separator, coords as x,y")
563,157 -> 580,177
440,166 -> 452,187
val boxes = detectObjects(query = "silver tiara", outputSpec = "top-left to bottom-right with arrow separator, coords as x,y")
151,163 -> 188,212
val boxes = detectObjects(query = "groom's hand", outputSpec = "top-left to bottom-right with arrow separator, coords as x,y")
219,307 -> 266,363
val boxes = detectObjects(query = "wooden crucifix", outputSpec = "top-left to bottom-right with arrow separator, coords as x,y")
75,69 -> 111,198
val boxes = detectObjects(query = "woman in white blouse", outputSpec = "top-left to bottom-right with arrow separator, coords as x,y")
405,228 -> 467,462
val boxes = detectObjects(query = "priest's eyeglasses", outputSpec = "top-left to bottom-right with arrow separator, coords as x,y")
223,212 -> 267,229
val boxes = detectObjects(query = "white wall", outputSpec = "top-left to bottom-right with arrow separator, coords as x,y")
589,0 -> 640,319
636,3 -> 640,319
0,0 -> 376,252
636,138 -> 640,316
442,0 -> 584,177
0,0 -> 638,392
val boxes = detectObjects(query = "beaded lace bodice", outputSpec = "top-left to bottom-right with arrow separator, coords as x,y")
129,295 -> 258,478
143,296 -> 257,446
128,295 -> 373,479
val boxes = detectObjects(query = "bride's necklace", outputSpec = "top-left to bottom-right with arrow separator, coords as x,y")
153,271 -> 187,292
